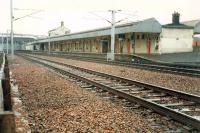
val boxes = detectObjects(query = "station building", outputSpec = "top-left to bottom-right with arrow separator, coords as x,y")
27,13 -> 200,55
48,21 -> 71,37
183,20 -> 200,52
159,12 -> 200,54
30,18 -> 161,55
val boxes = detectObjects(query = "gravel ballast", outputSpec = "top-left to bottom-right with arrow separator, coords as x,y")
9,56 -> 159,132
33,55 -> 200,96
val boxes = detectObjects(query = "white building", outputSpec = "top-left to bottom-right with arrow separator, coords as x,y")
24,42 -> 34,50
0,33 -> 37,51
48,21 -> 71,37
159,12 -> 200,54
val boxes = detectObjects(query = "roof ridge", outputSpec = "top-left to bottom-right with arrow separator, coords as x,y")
48,25 -> 70,33
182,19 -> 200,23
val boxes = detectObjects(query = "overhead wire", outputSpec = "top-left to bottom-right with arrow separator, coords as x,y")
88,12 -> 111,23
14,10 -> 43,21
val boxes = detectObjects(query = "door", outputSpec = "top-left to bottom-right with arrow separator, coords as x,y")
102,41 -> 108,53
147,39 -> 151,55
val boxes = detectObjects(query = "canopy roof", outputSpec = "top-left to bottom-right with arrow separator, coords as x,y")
33,18 -> 161,43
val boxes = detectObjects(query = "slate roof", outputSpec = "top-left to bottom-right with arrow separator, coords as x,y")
162,23 -> 193,29
182,20 -> 200,27
182,20 -> 200,33
162,19 -> 200,33
33,18 -> 162,43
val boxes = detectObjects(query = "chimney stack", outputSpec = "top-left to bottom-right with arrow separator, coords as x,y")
61,21 -> 64,27
172,12 -> 180,25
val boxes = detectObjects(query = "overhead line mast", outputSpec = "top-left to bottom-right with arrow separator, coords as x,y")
110,10 -> 117,60
91,10 -> 137,61
91,10 -> 121,61
10,0 -> 14,58
10,0 -> 43,58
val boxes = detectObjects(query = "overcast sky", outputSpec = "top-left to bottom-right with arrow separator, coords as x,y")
0,0 -> 199,35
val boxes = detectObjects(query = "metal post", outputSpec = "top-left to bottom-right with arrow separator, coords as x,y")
1,33 -> 3,52
48,37 -> 50,54
6,33 -> 8,54
10,0 -> 14,58
110,10 -> 116,61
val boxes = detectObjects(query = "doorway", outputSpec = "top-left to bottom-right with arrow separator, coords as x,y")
102,40 -> 109,53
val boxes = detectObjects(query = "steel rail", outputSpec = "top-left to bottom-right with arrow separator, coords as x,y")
27,52 -> 200,77
23,54 -> 200,103
19,54 -> 200,130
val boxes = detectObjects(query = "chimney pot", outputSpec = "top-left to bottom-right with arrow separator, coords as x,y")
172,12 -> 180,25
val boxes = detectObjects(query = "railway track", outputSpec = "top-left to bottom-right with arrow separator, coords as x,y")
19,54 -> 200,131
28,52 -> 200,77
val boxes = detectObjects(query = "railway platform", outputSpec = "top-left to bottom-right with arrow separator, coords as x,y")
140,52 -> 200,65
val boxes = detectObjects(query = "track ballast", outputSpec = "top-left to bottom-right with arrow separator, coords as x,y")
19,54 -> 200,131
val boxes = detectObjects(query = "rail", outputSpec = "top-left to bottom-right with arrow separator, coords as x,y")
17,51 -> 200,77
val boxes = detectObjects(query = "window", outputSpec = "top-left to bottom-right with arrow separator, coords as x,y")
118,34 -> 125,40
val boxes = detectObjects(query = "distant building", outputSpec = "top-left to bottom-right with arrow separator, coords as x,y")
0,33 -> 38,51
182,19 -> 200,33
48,21 -> 71,37
159,12 -> 200,54
182,20 -> 200,52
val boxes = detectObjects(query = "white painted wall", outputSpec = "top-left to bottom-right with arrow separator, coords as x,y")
159,28 -> 193,53
25,44 -> 33,50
